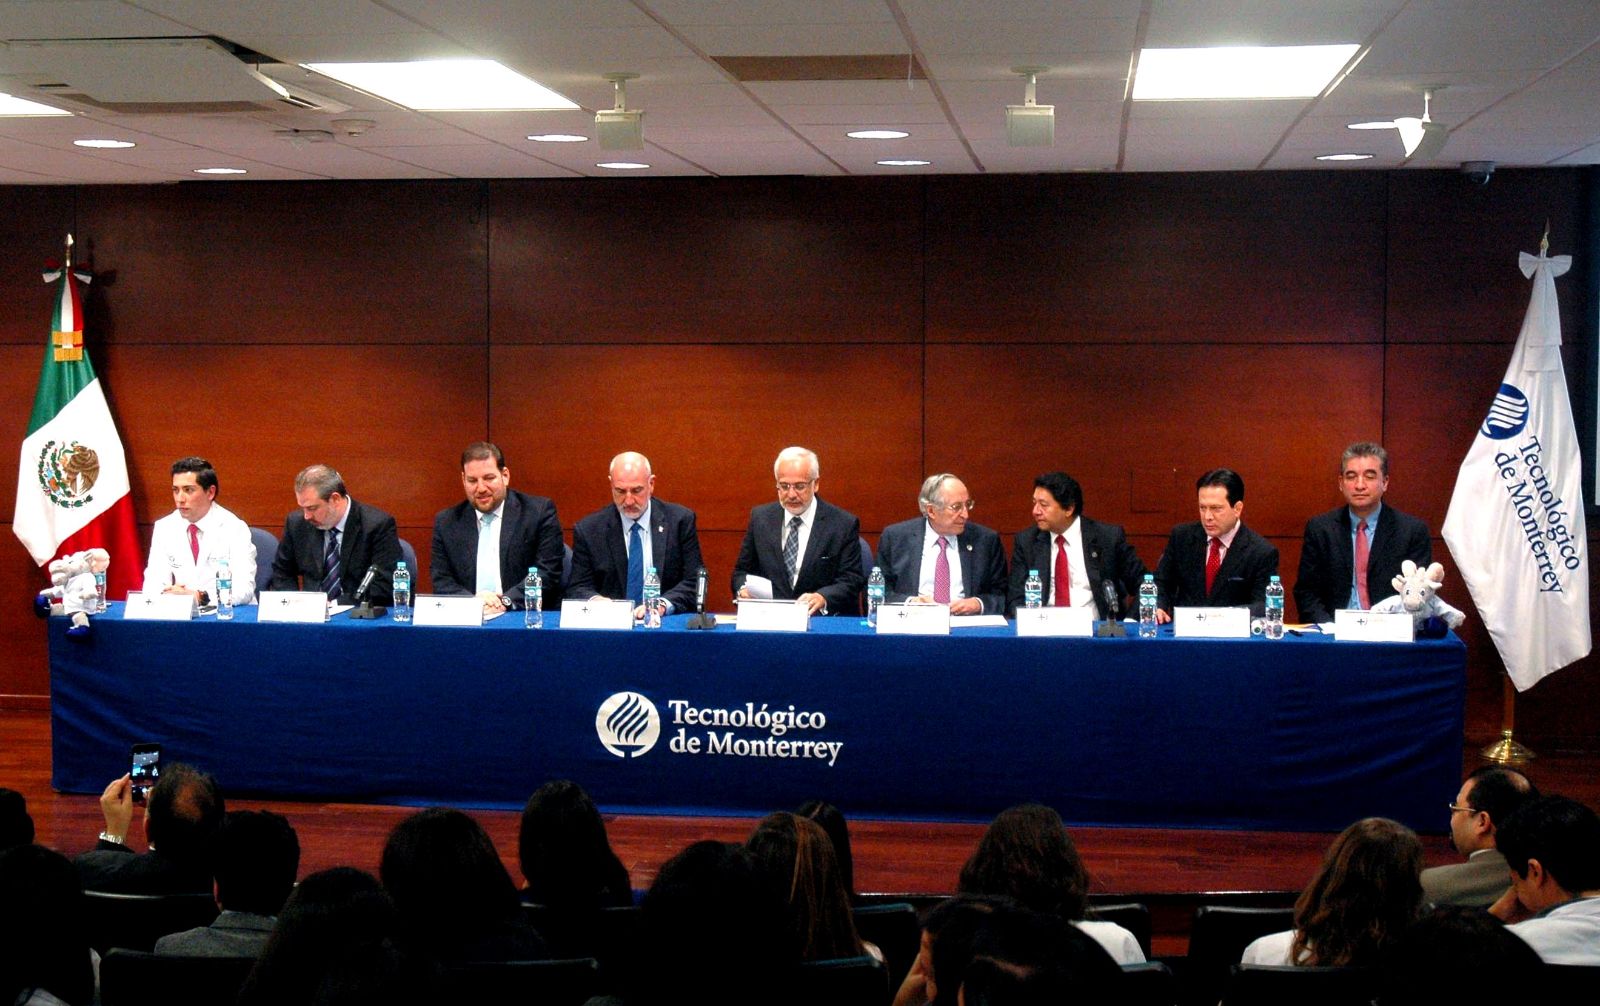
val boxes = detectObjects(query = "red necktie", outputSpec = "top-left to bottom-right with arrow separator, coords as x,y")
933,537 -> 951,604
188,523 -> 200,563
1053,535 -> 1070,607
1205,536 -> 1222,596
1355,521 -> 1371,609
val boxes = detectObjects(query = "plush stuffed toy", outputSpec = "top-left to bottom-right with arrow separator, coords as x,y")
33,548 -> 109,638
1371,559 -> 1466,638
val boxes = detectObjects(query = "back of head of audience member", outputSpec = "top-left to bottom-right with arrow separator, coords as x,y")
1453,765 -> 1539,854
916,894 -> 1017,1006
380,807 -> 525,953
958,903 -> 1122,1006
215,810 -> 300,916
0,788 -> 34,850
746,811 -> 862,961
1496,794 -> 1600,908
796,799 -> 855,899
1292,817 -> 1424,967
957,804 -> 1090,920
637,840 -> 794,1006
146,762 -> 225,864
0,844 -> 95,1006
518,779 -> 631,910
1375,906 -> 1543,1004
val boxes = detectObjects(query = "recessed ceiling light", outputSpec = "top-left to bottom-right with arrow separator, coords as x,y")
193,167 -> 247,175
1347,121 -> 1397,130
527,133 -> 587,143
74,139 -> 136,149
1132,44 -> 1360,100
304,59 -> 578,111
596,161 -> 649,170
877,159 -> 930,167
1316,153 -> 1374,161
848,129 -> 909,139
0,92 -> 71,116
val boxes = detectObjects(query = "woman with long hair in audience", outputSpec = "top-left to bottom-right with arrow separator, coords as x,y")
797,799 -> 857,901
518,779 -> 632,910
0,845 -> 95,1006
956,803 -> 1145,964
746,811 -> 879,962
1241,816 -> 1425,967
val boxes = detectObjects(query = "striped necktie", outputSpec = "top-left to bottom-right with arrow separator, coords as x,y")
323,528 -> 341,598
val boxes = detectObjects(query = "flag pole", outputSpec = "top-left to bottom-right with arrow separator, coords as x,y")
1481,676 -> 1535,764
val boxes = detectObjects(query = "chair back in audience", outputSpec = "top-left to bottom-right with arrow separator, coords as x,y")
1121,961 -> 1179,1006
1542,963 -> 1600,993
83,890 -> 219,954
1089,900 -> 1153,959
249,527 -> 277,594
444,957 -> 601,1006
851,902 -> 920,992
99,948 -> 255,1006
1222,964 -> 1373,1006
1181,905 -> 1294,1006
796,954 -> 890,1006
399,537 -> 418,578
521,902 -> 641,991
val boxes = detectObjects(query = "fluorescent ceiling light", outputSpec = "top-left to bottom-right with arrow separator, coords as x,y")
596,161 -> 649,170
0,92 -> 71,116
74,138 -> 136,148
878,159 -> 930,167
1316,153 -> 1372,161
527,133 -> 587,143
848,129 -> 908,139
1347,121 -> 1396,130
1132,44 -> 1359,100
193,167 -> 247,175
304,59 -> 578,111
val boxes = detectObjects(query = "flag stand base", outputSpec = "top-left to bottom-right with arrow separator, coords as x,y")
1481,728 -> 1536,765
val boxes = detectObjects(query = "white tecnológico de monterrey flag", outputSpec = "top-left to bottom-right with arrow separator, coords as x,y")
1442,244 -> 1591,691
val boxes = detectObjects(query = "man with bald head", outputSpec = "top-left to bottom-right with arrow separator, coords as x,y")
568,451 -> 705,618
430,441 -> 564,614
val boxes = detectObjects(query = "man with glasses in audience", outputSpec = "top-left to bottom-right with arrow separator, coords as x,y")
732,446 -> 863,615
1007,472 -> 1147,620
269,464 -> 401,606
568,451 -> 704,619
1424,765 -> 1539,908
876,473 -> 1005,615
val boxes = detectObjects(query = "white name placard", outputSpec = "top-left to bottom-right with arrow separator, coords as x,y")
735,598 -> 811,633
1334,609 -> 1415,643
413,595 -> 484,627
122,591 -> 196,621
876,603 -> 951,635
257,591 -> 328,623
560,598 -> 635,630
1014,606 -> 1094,637
1173,606 -> 1252,639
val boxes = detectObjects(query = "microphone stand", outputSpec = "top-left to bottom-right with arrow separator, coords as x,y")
686,566 -> 717,629
347,565 -> 388,619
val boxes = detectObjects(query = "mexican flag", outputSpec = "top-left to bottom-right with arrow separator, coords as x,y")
12,243 -> 142,598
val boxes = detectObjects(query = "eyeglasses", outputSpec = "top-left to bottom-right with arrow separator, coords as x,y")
776,481 -> 815,493
1447,803 -> 1477,815
931,500 -> 976,514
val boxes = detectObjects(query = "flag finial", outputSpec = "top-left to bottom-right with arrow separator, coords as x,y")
1540,222 -> 1549,256
64,233 -> 74,268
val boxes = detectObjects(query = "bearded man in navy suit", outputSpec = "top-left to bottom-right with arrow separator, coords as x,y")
568,451 -> 704,618
430,442 -> 564,613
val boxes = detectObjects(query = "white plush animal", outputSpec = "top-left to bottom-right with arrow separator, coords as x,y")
1371,559 -> 1465,636
34,548 -> 109,637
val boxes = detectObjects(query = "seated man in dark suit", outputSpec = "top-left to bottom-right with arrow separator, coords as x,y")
732,446 -> 864,616
76,762 -> 224,894
1153,468 -> 1279,622
876,473 -> 1005,614
155,809 -> 300,957
1006,471 -> 1147,619
568,451 -> 704,618
429,441 -> 564,615
268,464 -> 402,606
1293,442 -> 1433,623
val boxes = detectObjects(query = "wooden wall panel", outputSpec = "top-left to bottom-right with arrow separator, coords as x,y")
0,187 -> 75,345
74,182 -> 488,345
925,172 -> 1387,344
488,177 -> 923,345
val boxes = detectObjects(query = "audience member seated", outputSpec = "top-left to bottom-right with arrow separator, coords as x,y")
956,803 -> 1146,964
518,780 -> 632,910
1422,765 -> 1538,909
957,902 -> 1122,1006
154,810 -> 300,958
0,845 -> 96,1006
797,799 -> 857,902
236,866 -> 437,1006
1493,794 -> 1600,964
893,894 -> 1015,1006
1375,906 -> 1543,1004
380,807 -> 547,965
75,763 -> 224,895
0,788 -> 34,851
746,811 -> 879,962
1241,816 -> 1424,967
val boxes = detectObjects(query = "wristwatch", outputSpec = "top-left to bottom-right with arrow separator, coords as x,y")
98,830 -> 126,845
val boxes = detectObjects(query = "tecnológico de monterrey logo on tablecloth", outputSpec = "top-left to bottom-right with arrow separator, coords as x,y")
1481,383 -> 1530,440
595,691 -> 660,758
595,692 -> 844,765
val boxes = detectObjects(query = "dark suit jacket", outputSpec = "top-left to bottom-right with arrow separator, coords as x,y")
875,517 -> 1007,614
731,498 -> 864,615
268,499 -> 402,605
430,489 -> 564,608
1293,504 -> 1433,623
1153,521 -> 1279,617
75,842 -> 211,895
1007,518 -> 1151,619
567,499 -> 705,612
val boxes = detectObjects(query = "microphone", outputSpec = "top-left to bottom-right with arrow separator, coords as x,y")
1095,579 -> 1127,637
353,565 -> 379,603
695,566 -> 708,614
347,565 -> 387,619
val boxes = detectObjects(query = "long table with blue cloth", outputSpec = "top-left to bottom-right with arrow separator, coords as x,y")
48,603 -> 1465,833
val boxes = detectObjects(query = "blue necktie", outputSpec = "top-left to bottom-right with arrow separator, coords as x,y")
626,521 -> 644,604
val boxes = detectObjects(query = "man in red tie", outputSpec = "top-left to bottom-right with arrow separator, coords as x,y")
875,473 -> 1007,615
1292,442 -> 1433,623
1152,468 -> 1279,623
1004,472 -> 1148,619
140,457 -> 258,607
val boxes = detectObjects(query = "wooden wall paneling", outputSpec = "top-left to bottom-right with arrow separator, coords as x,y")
74,181 -> 488,345
487,177 -> 924,345
0,186 -> 77,345
924,172 -> 1387,344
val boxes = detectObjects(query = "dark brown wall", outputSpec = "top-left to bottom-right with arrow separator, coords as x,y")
2,169 -> 1594,750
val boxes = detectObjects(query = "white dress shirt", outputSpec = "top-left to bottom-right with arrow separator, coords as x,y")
142,502 -> 258,605
1049,521 -> 1094,609
780,497 -> 817,587
622,502 -> 672,612
916,521 -> 968,603
1509,896 -> 1600,964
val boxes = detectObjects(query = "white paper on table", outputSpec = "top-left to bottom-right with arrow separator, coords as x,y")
876,602 -> 951,635
258,591 -> 329,623
328,604 -> 353,616
741,575 -> 774,600
951,614 -> 1007,628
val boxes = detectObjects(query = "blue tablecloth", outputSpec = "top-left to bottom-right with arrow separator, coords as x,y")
49,604 -> 1465,832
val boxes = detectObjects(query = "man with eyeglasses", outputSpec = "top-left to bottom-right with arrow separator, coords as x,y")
1423,765 -> 1539,909
732,445 -> 864,615
1006,471 -> 1148,619
430,441 -> 564,614
568,451 -> 704,618
876,474 -> 1006,615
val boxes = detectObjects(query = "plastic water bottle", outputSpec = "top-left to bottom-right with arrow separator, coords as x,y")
392,561 -> 412,622
1138,574 -> 1158,638
866,566 -> 886,627
641,566 -> 662,628
94,568 -> 107,613
524,567 -> 543,628
1264,575 -> 1285,640
215,560 -> 234,620
1024,569 -> 1042,609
